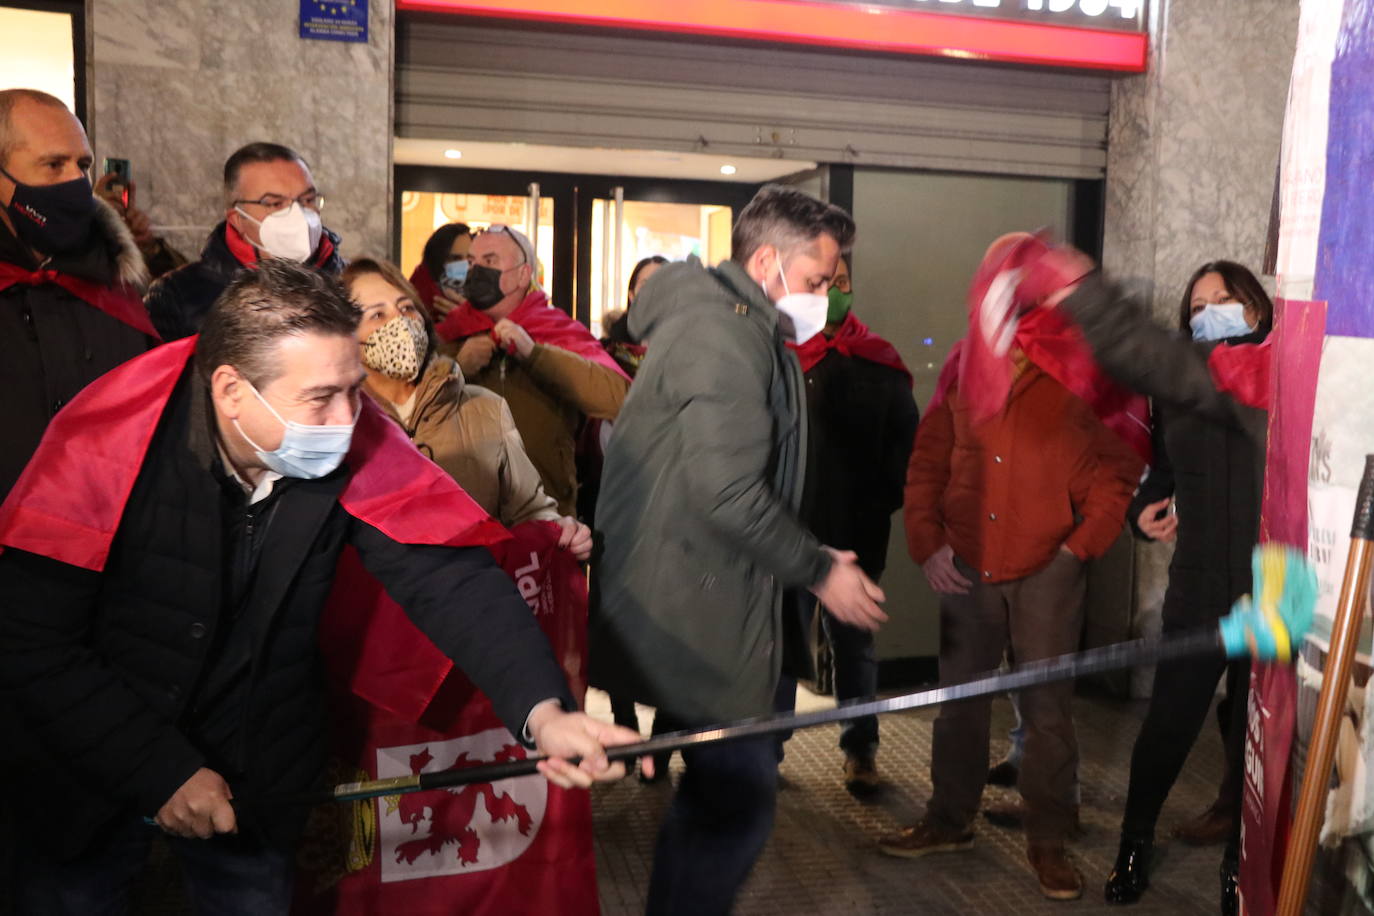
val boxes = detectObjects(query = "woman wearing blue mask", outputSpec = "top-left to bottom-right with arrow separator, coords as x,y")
1043,258 -> 1272,915
407,222 -> 473,320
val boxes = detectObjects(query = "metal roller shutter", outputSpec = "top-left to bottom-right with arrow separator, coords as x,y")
397,16 -> 1112,179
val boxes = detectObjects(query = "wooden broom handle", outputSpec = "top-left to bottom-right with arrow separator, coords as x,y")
1276,455 -> 1374,915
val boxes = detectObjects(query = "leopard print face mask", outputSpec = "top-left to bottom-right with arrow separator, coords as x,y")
362,313 -> 429,382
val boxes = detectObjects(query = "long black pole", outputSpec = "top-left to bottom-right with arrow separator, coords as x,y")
255,627 -> 1223,809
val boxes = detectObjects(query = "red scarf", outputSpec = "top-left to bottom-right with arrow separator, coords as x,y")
436,289 -> 631,380
0,261 -> 158,339
0,337 -> 507,572
934,307 -> 1154,465
788,311 -> 912,384
1207,338 -> 1272,410
408,261 -> 442,312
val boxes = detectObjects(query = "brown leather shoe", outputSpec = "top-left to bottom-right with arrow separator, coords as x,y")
1028,844 -> 1084,901
843,753 -> 883,797
878,819 -> 974,859
1171,804 -> 1234,846
982,801 -> 1084,839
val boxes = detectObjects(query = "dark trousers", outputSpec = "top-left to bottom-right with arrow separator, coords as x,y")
16,818 -> 292,916
822,611 -> 880,754
646,732 -> 780,916
1121,645 -> 1248,841
927,552 -> 1086,846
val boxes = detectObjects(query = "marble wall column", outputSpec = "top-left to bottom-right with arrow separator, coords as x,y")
85,0 -> 393,262
1102,0 -> 1300,694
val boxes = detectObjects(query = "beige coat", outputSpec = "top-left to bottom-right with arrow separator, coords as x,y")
439,341 -> 628,515
367,355 -> 560,527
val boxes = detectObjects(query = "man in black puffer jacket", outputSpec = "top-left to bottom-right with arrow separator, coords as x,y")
144,141 -> 345,341
0,261 -> 639,915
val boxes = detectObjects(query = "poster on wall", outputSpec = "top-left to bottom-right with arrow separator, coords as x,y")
300,0 -> 369,43
1248,0 -> 1374,913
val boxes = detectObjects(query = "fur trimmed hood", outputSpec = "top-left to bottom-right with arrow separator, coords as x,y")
93,197 -> 150,291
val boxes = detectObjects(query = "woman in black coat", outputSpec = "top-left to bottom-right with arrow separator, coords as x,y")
1057,260 -> 1273,915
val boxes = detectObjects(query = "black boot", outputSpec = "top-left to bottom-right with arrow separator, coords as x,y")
1220,851 -> 1239,916
1104,834 -> 1153,905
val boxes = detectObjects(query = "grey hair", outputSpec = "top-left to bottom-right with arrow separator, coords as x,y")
730,184 -> 855,266
0,89 -> 72,168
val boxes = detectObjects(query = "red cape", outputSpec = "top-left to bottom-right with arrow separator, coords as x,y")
788,311 -> 912,384
436,289 -> 631,380
408,261 -> 442,312
0,261 -> 159,340
933,310 -> 1153,465
0,337 -> 508,572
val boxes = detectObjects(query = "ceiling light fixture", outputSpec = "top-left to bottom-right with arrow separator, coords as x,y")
720,164 -> 738,176
444,149 -> 463,160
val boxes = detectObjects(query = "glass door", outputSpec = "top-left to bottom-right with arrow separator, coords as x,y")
588,194 -> 733,337
399,188 -> 557,291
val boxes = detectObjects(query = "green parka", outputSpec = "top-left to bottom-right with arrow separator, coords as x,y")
589,258 -> 832,724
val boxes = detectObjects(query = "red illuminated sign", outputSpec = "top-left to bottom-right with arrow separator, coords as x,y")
397,0 -> 1149,73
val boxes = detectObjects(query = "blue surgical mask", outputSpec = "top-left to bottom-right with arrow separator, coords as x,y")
442,259 -> 469,287
1190,303 -> 1254,342
233,379 -> 358,479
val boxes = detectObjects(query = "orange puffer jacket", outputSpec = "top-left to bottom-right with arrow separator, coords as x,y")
904,363 -> 1142,584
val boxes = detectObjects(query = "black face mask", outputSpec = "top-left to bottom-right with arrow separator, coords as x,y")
0,165 -> 96,255
462,263 -> 507,311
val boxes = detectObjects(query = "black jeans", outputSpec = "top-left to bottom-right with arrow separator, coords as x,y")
646,733 -> 780,916
822,611 -> 880,754
17,818 -> 292,916
1121,650 -> 1248,840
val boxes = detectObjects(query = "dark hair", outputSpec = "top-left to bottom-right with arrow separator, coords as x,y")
1177,260 -> 1274,333
420,222 -> 472,283
730,184 -> 855,266
223,142 -> 307,195
197,259 -> 360,386
341,256 -> 439,356
627,255 -> 668,304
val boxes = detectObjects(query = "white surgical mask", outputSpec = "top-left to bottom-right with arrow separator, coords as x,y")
1190,302 -> 1254,342
233,379 -> 357,479
235,201 -> 324,262
772,258 -> 829,344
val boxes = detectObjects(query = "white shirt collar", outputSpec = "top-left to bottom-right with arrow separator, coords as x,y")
216,440 -> 282,505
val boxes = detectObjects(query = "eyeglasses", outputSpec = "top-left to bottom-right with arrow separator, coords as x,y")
480,223 -> 530,267
232,191 -> 324,213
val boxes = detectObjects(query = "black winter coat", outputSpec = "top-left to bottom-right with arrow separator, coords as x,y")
0,368 -> 572,859
1063,275 -> 1268,628
799,346 -> 919,581
0,201 -> 153,501
144,221 -> 345,341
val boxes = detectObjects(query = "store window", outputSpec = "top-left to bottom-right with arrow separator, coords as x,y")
399,190 -> 556,291
589,199 -> 732,337
0,4 -> 80,113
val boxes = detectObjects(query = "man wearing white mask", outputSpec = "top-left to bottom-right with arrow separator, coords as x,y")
0,260 -> 643,914
145,142 -> 345,340
591,184 -> 887,916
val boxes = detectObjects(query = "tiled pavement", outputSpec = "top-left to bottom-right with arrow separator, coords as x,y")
130,684 -> 1226,914
588,685 -> 1226,916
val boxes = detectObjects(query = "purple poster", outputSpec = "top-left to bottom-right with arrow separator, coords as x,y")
1315,1 -> 1374,337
